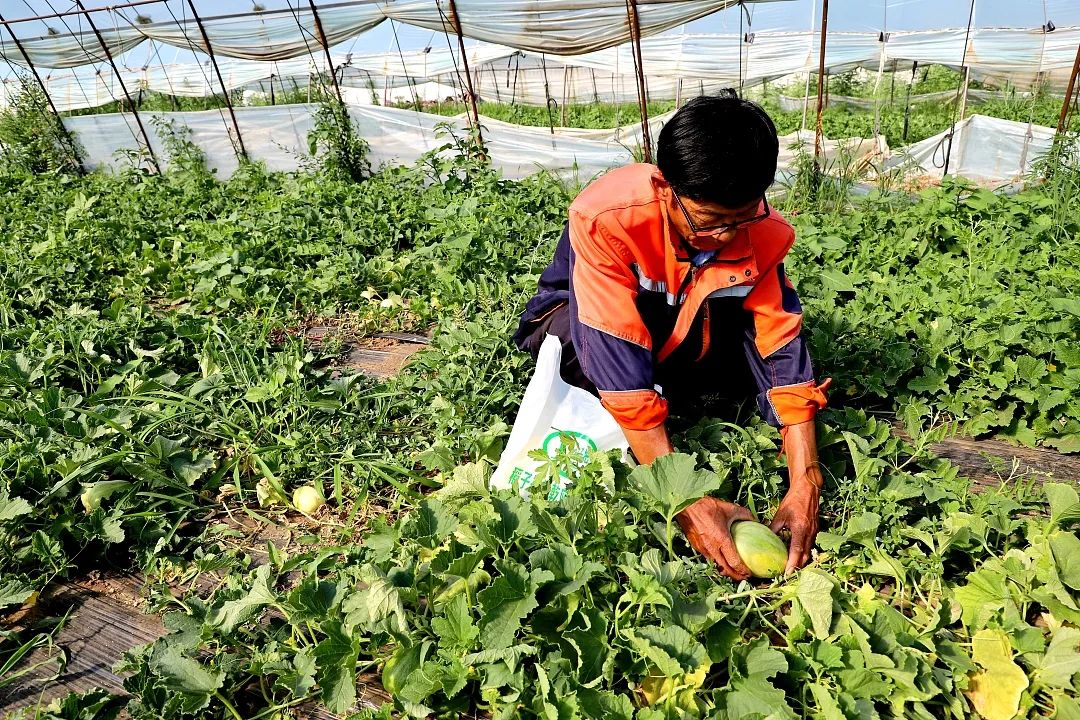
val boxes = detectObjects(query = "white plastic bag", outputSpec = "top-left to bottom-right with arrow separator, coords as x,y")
491,334 -> 629,500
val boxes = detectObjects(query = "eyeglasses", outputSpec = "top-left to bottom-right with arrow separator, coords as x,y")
672,192 -> 770,238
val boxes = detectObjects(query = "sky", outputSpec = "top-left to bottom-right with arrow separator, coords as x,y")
0,0 -> 1077,74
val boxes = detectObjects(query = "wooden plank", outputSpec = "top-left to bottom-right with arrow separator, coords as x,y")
1,574 -> 390,718
0,580 -> 164,715
927,434 -> 1080,491
892,422 -> 1079,491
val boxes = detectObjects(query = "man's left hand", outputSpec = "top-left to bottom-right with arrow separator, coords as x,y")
770,420 -> 823,574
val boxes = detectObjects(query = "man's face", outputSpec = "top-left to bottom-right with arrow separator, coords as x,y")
666,191 -> 766,252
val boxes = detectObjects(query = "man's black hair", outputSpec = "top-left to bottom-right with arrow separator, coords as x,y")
656,90 -> 778,208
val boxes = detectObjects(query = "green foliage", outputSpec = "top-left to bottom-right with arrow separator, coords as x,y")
791,180 -> 1080,451
306,99 -> 371,182
115,414 -> 1080,718
0,75 -> 82,175
394,99 -> 676,130
1,105 -> 1079,719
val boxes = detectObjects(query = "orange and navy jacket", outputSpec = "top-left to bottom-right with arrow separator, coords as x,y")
514,163 -> 829,432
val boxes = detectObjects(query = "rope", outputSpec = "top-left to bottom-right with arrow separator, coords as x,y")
390,18 -> 421,113
433,0 -> 468,111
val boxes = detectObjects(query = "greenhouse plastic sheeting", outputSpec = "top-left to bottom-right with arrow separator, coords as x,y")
775,88 -> 1055,113
887,114 -> 1059,183
9,24 -> 1079,112
0,0 -> 763,71
62,104 -> 633,179
138,3 -> 386,61
378,0 -> 744,55
61,102 -> 886,182
0,26 -> 144,70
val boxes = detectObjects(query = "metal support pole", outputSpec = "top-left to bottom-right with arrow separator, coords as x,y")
0,12 -> 83,171
306,0 -> 344,105
444,0 -> 484,151
488,63 -> 501,103
813,0 -> 829,167
1056,42 -> 1080,135
270,74 -> 275,105
74,0 -> 159,172
185,0 -> 246,161
738,1 -> 744,94
625,0 -> 652,163
889,59 -> 897,105
902,60 -> 916,142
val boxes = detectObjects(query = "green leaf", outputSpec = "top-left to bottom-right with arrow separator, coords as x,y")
1014,355 -> 1047,384
314,620 -> 360,714
210,564 -> 277,633
277,647 -> 317,697
430,593 -> 479,651
820,268 -> 857,292
736,638 -> 789,681
1050,297 -> 1080,318
434,462 -> 490,503
954,566 -> 1012,630
1047,483 -> 1080,527
408,498 -> 458,548
289,578 -> 343,621
0,493 -> 33,522
631,452 -> 721,521
809,682 -> 846,720
150,644 -> 224,711
0,580 -> 34,609
1051,531 -> 1080,591
479,494 -> 535,547
476,560 -> 553,650
1031,626 -> 1080,690
908,368 -> 947,394
529,543 -> 604,597
796,570 -> 836,638
721,676 -> 796,719
343,569 -> 405,635
171,451 -> 216,484
622,625 -> 709,678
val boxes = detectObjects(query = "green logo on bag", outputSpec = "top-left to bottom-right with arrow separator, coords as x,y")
542,430 -> 598,460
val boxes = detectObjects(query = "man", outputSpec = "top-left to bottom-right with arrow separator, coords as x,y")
513,93 -> 829,580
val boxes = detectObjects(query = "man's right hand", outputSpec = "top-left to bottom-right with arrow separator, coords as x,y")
676,497 -> 755,581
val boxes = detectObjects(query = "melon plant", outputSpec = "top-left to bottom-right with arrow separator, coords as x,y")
731,520 -> 788,578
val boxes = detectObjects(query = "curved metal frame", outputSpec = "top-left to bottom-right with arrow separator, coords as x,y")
73,0 -> 159,172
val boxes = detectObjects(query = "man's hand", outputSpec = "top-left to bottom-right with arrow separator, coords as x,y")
770,420 -> 824,574
769,480 -> 820,574
676,497 -> 755,581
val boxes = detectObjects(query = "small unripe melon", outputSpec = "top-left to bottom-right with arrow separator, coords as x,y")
292,485 -> 325,514
731,521 -> 788,578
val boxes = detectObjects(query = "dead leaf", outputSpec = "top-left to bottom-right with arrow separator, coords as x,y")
965,628 -> 1030,720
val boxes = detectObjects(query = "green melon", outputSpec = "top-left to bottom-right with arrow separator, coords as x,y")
731,521 -> 788,578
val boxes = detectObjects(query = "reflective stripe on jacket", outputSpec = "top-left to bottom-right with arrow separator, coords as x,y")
515,162 -> 828,431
